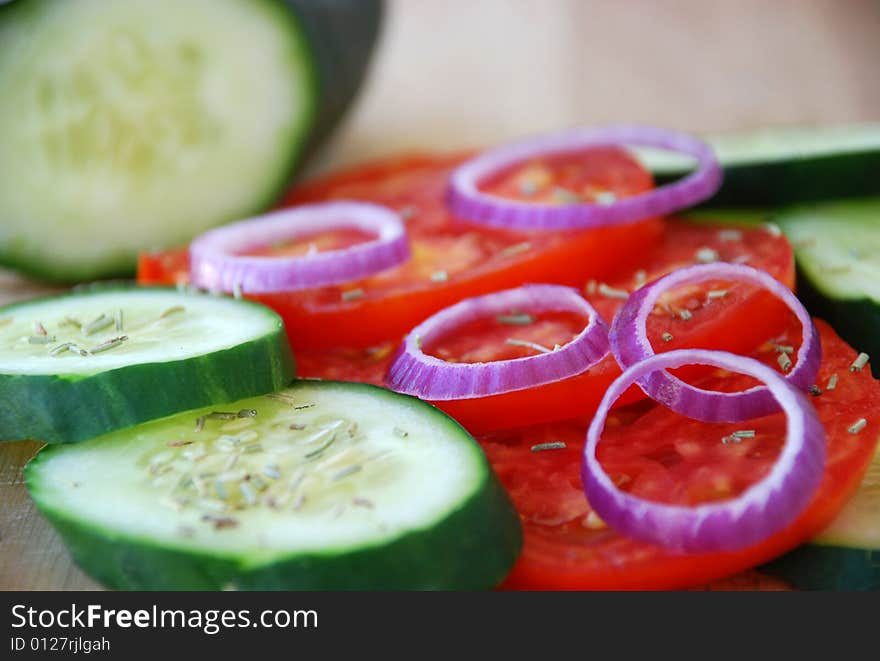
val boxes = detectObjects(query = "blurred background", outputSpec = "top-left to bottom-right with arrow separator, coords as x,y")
310,0 -> 880,173
3,0 -> 879,293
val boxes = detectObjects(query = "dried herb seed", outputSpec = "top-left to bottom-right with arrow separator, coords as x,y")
850,352 -> 870,372
848,418 -> 867,434
83,314 -> 112,335
530,441 -> 566,452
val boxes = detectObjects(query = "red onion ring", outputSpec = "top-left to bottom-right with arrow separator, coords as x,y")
386,285 -> 610,400
583,348 -> 826,553
189,202 -> 409,294
610,263 -> 821,422
447,125 -> 722,231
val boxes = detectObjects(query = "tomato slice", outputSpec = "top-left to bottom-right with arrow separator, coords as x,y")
289,216 -> 795,432
139,150 -> 662,348
421,219 -> 795,433
483,319 -> 880,590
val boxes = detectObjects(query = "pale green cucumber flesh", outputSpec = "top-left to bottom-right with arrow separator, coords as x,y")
25,381 -> 523,590
0,287 -> 294,443
776,199 -> 880,302
758,199 -> 880,588
0,0 -> 316,281
775,199 -> 880,378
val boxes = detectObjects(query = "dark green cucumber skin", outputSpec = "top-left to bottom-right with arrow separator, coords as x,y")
762,544 -> 880,591
793,265 -> 880,379
655,151 -> 880,208
31,465 -> 521,591
0,289 -> 295,444
25,381 -> 523,590
285,0 -> 383,161
0,0 -> 382,283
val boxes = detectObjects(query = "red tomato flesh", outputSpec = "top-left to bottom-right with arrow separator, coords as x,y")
418,218 -> 795,433
288,216 -> 795,434
139,150 -> 662,348
485,319 -> 880,590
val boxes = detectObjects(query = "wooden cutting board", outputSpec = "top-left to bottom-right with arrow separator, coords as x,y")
3,0 -> 876,590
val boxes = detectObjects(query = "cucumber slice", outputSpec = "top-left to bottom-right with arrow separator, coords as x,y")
775,199 -> 880,378
757,199 -> 880,589
0,0 -> 315,281
25,381 -> 523,590
0,287 -> 294,443
641,124 -> 880,207
762,441 -> 880,590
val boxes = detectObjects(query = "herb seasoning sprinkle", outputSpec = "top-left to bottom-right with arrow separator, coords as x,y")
496,313 -> 535,326
506,338 -> 553,354
49,342 -> 75,356
598,283 -> 629,300
500,242 -> 532,258
777,353 -> 793,372
763,222 -> 782,237
848,418 -> 867,434
595,191 -> 617,206
90,335 -> 128,354
695,247 -> 719,263
519,179 -> 539,196
159,306 -> 185,319
530,441 -> 566,452
341,288 -> 364,302
83,313 -> 113,336
331,464 -> 362,481
850,352 -> 870,372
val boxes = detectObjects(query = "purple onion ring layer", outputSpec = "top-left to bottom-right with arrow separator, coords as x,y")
582,348 -> 826,553
447,125 -> 722,231
386,284 -> 610,400
610,262 -> 821,422
189,201 -> 410,294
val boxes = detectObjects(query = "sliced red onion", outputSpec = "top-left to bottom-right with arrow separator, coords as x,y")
447,125 -> 721,231
189,202 -> 409,294
610,263 -> 821,422
386,285 -> 610,400
583,348 -> 826,553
